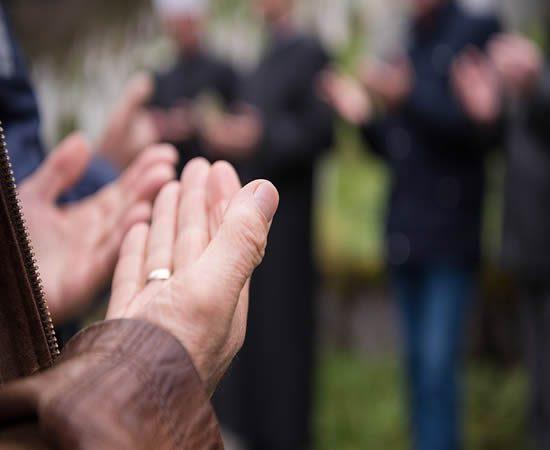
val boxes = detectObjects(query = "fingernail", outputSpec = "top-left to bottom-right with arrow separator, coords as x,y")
253,182 -> 278,222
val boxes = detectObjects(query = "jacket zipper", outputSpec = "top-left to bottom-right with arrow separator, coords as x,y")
0,123 -> 60,361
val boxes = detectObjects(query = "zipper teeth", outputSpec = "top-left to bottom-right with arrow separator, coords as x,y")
0,124 -> 60,361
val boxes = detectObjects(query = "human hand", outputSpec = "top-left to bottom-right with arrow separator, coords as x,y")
319,70 -> 373,125
201,106 -> 262,159
106,158 -> 279,395
361,57 -> 412,110
452,47 -> 502,125
98,73 -> 160,169
150,105 -> 196,143
488,33 -> 543,98
20,133 -> 177,324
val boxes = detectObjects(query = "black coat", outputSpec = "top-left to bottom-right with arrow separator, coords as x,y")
214,32 -> 334,449
501,67 -> 550,280
150,51 -> 238,174
362,1 -> 501,268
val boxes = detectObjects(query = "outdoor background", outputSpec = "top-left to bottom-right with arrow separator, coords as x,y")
8,0 -> 549,448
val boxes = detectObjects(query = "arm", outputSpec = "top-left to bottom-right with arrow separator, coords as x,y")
0,320 -> 222,450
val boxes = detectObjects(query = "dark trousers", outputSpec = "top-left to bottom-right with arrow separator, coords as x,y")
522,281 -> 550,450
213,213 -> 315,450
392,263 -> 475,450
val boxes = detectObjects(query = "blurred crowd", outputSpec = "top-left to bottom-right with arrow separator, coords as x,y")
2,0 -> 550,449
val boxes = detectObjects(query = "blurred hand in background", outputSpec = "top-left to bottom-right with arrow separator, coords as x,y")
97,74 -> 160,169
201,106 -> 262,159
20,133 -> 177,324
320,70 -> 373,125
107,158 -> 279,395
488,33 -> 543,98
452,47 -> 502,125
150,104 -> 197,143
360,57 -> 412,111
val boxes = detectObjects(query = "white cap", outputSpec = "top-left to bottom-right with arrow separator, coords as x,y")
153,0 -> 209,17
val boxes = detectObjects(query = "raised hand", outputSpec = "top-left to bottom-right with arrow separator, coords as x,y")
201,106 -> 263,159
488,33 -> 543,98
320,70 -> 373,125
107,158 -> 279,395
361,57 -> 412,110
452,46 -> 502,125
19,133 -> 177,324
97,74 -> 160,169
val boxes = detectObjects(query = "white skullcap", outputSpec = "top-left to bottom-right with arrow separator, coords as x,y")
153,0 -> 209,17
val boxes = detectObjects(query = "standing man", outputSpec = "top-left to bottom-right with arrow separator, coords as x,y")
323,1 -> 501,449
100,0 -> 239,176
149,0 -> 238,174
205,0 -> 334,448
453,31 -> 550,450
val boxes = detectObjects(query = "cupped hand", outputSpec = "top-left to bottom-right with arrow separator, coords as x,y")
320,70 -> 373,125
106,158 -> 279,396
452,46 -> 502,125
360,57 -> 412,110
201,106 -> 262,159
488,33 -> 542,98
19,133 -> 177,324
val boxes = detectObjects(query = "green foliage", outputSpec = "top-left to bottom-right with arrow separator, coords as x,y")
314,354 -> 528,450
314,123 -> 388,279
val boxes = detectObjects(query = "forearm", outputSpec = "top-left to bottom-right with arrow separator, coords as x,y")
0,320 -> 222,450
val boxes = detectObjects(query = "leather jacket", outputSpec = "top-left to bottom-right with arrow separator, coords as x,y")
0,129 -> 223,448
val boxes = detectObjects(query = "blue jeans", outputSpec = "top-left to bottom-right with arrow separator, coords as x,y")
392,264 -> 475,450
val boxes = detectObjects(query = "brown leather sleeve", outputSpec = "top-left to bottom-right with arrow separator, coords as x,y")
0,320 -> 223,450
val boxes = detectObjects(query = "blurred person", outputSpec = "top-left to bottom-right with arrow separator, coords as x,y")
453,32 -> 550,450
0,151 -> 279,449
322,1 -> 501,449
204,0 -> 334,449
100,0 -> 239,176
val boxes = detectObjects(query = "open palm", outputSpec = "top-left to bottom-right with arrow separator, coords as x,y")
19,134 -> 177,324
107,158 -> 279,395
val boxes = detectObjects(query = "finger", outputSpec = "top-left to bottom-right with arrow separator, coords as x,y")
92,201 -> 153,303
191,180 -> 279,308
206,160 -> 241,237
108,223 -> 150,318
88,144 -> 177,214
116,144 -> 178,197
95,162 -> 175,247
145,181 -> 180,276
174,158 -> 211,269
30,133 -> 92,202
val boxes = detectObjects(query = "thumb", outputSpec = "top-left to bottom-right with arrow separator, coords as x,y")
30,133 -> 92,202
195,180 -> 279,299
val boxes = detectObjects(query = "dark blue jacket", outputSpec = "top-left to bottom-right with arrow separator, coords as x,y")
0,4 -> 117,199
362,1 -> 501,267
